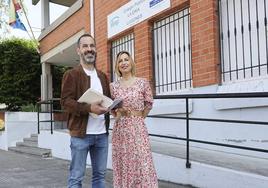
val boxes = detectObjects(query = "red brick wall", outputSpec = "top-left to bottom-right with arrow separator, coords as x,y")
94,0 -> 129,78
39,0 -> 90,54
190,0 -> 220,87
134,22 -> 153,81
41,0 -> 221,88
94,0 -> 189,82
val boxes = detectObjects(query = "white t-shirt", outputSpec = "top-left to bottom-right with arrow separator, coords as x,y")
83,68 -> 106,134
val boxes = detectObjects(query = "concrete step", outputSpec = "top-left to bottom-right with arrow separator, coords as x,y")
30,133 -> 38,138
9,133 -> 51,158
150,138 -> 268,177
16,141 -> 38,148
147,138 -> 268,188
23,137 -> 37,143
8,146 -> 51,158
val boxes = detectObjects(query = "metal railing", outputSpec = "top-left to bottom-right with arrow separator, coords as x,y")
36,98 -> 62,134
37,92 -> 268,169
148,92 -> 268,168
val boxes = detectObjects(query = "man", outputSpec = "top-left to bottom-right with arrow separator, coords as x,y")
61,33 -> 110,188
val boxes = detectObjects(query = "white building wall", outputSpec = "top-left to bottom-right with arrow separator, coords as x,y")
147,80 -> 268,159
0,112 -> 50,150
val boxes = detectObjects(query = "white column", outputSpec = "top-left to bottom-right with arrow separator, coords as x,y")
41,0 -> 50,30
41,62 -> 52,101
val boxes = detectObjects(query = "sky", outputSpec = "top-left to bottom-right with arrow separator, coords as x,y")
9,1 -> 68,40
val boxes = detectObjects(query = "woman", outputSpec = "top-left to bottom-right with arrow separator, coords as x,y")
110,51 -> 158,188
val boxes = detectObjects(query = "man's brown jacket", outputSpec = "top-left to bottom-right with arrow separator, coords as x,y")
61,64 -> 110,138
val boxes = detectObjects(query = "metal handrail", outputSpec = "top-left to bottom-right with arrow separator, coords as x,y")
36,98 -> 62,134
38,92 -> 268,169
147,91 -> 268,168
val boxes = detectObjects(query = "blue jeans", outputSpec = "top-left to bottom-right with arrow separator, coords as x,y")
68,133 -> 108,188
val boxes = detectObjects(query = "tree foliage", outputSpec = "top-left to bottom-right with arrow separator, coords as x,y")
0,38 -> 40,111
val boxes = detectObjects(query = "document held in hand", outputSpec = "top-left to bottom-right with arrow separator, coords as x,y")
78,88 -> 122,117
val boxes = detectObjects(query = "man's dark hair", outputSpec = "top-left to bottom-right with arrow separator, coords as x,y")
77,33 -> 95,47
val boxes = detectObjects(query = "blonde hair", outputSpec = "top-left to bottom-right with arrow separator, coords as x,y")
115,51 -> 136,77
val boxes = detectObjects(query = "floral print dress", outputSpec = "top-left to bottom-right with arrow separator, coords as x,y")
110,78 -> 158,188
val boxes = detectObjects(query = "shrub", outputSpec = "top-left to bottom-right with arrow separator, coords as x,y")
20,103 -> 38,112
0,38 -> 41,111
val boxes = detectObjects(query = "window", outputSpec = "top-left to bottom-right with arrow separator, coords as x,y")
219,0 -> 268,83
110,33 -> 134,81
152,8 -> 192,95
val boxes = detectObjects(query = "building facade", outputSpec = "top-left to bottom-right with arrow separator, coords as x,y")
35,0 -> 268,187
36,0 -> 222,99
36,0 -> 268,160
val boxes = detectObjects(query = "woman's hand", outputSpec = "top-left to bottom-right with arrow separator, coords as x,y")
114,107 -> 129,121
142,107 -> 150,118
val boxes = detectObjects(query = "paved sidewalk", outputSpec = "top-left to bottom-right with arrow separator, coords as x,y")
0,150 -> 194,188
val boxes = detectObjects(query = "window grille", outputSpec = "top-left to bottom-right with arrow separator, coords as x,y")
219,0 -> 268,82
152,8 -> 192,95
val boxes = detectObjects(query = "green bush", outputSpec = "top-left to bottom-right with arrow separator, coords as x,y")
0,38 -> 41,111
20,103 -> 38,112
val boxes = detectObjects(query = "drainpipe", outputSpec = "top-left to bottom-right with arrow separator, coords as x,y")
90,0 -> 95,37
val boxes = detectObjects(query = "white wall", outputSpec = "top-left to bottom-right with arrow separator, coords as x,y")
0,112 -> 50,150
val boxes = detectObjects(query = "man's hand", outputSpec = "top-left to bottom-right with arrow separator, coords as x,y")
90,100 -> 108,115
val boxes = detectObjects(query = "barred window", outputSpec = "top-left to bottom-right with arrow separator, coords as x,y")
219,0 -> 268,83
152,8 -> 192,95
110,33 -> 134,81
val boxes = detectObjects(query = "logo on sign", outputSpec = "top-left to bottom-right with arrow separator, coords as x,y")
110,16 -> 120,28
149,0 -> 163,7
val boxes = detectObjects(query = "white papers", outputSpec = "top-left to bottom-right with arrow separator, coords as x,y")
78,88 -> 113,108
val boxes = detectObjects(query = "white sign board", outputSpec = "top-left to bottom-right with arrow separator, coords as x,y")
107,0 -> 170,38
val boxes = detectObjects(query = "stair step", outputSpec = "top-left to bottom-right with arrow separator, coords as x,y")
16,141 -> 38,148
150,138 -> 268,177
9,146 -> 51,158
30,134 -> 38,138
23,137 -> 37,143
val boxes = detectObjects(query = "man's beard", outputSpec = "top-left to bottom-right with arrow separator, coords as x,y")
82,51 -> 96,65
